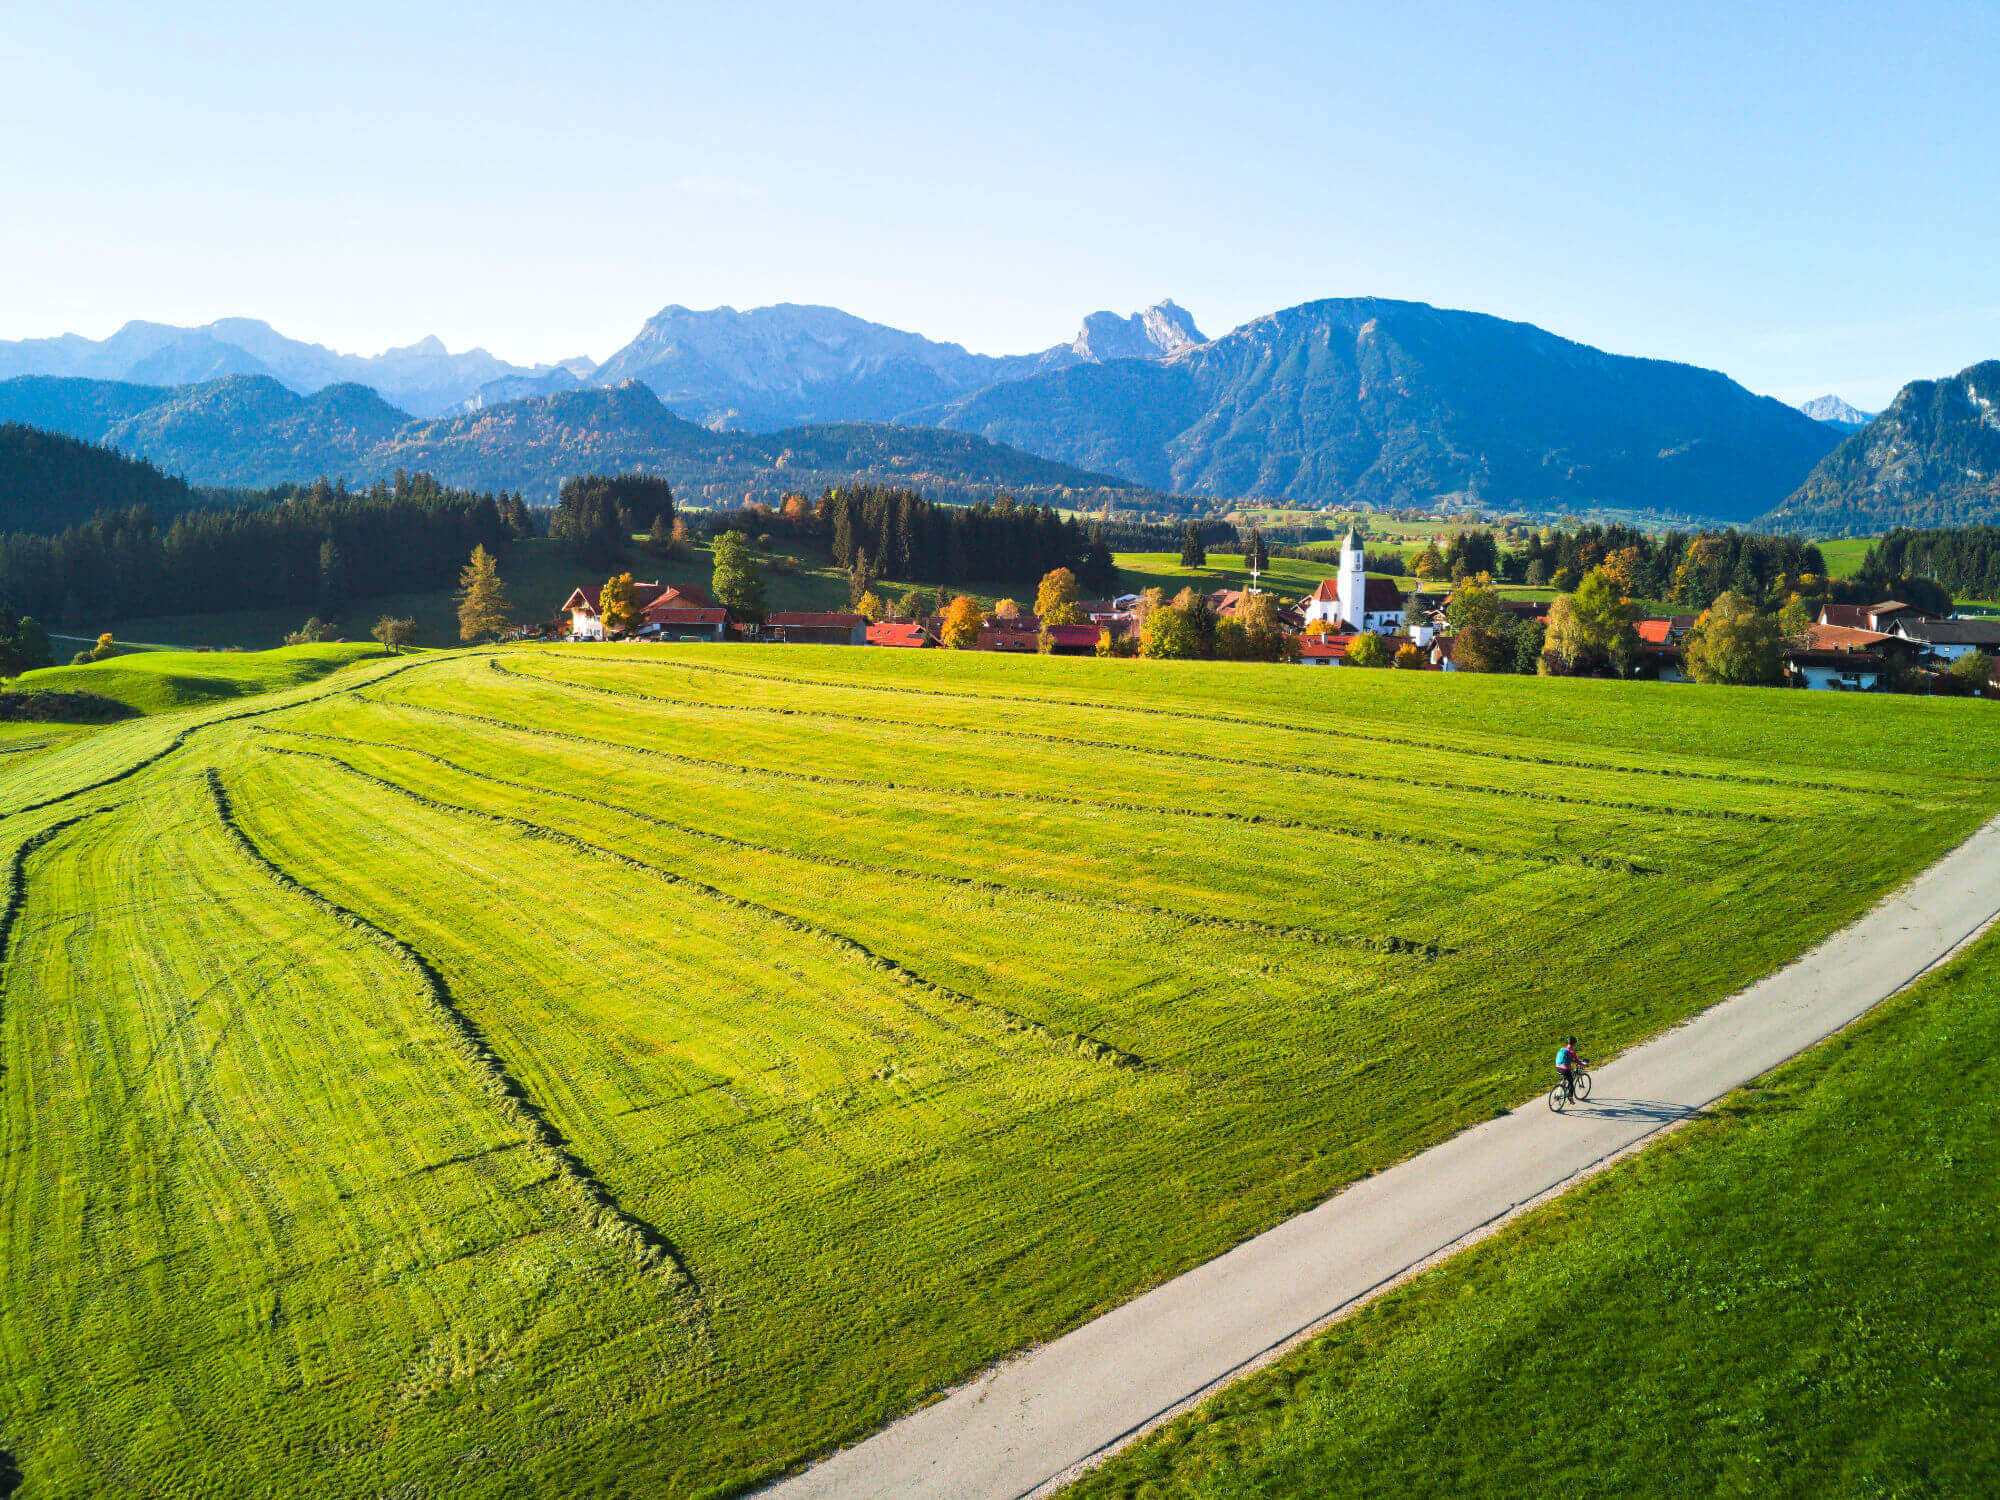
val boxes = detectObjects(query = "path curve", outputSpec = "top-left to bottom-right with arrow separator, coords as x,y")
766,814 -> 2000,1500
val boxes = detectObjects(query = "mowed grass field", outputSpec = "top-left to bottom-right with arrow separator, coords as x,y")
2,646 -> 1998,1496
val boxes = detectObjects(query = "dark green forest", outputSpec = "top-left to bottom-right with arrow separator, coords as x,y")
0,422 -> 195,533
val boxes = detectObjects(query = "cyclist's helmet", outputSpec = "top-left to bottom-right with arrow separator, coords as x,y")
1566,1035 -> 1576,1046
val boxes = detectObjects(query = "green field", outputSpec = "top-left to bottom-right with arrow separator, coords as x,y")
11,643 -> 387,716
1815,536 -> 1876,580
1073,923 -> 2000,1498
3,647 -> 1997,1496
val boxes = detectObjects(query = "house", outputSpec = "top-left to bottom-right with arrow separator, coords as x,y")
1819,599 -> 1935,634
638,606 -> 727,641
1783,622 -> 1924,690
976,624 -> 1040,653
866,621 -> 936,648
1299,532 -> 1406,633
1041,624 -> 1101,656
754,611 -> 867,645
1890,616 -> 2000,663
1299,632 -> 1417,667
1632,622 -> 1690,683
562,581 -> 717,640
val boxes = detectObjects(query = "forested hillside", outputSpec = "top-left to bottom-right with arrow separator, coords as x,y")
0,422 -> 194,532
930,297 -> 1841,519
0,374 -> 1152,508
0,474 -> 530,630
1763,361 -> 2000,534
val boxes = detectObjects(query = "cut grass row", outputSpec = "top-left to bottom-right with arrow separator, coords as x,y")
2,643 -> 1996,1495
1069,920 -> 2000,1498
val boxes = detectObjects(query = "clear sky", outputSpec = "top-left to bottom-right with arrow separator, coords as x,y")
5,0 -> 1995,407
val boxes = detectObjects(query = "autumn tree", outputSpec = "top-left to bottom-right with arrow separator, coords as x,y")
1394,643 -> 1424,669
1683,590 -> 1785,685
452,545 -> 512,643
940,594 -> 982,649
646,513 -> 674,556
1412,539 -> 1447,581
1141,587 -> 1216,659
1034,566 -> 1083,627
1444,578 -> 1511,673
992,597 -> 1021,620
1237,590 -> 1288,662
1541,566 -> 1638,676
596,572 -> 641,636
854,590 -> 886,622
371,616 -> 418,653
1346,629 -> 1390,667
710,531 -> 766,621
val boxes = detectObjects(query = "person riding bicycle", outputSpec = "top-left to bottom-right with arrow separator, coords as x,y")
1554,1036 -> 1585,1101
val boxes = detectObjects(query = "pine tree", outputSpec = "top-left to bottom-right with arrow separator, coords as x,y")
1179,522 -> 1206,569
456,545 -> 513,643
316,539 -> 348,619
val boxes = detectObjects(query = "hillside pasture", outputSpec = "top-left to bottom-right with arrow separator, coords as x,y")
2,646 -> 1997,1496
10,642 -> 386,715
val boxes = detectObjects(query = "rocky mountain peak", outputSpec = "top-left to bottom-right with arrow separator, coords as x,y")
1071,301 -> 1207,363
1797,394 -> 1877,431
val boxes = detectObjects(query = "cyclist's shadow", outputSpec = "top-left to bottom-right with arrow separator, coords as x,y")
1565,1096 -> 1700,1124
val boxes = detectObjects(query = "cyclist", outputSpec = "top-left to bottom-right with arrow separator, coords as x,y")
1554,1036 -> 1585,1102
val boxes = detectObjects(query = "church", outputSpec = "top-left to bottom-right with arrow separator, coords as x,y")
1300,531 -> 1406,634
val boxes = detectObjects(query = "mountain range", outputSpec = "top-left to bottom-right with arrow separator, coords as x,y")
1763,361 -> 2000,534
0,375 -> 1139,520
0,301 -> 1204,427
6,295 -> 1955,527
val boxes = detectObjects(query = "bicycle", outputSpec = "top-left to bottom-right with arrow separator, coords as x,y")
1547,1066 -> 1593,1112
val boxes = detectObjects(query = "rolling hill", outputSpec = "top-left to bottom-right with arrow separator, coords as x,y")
3,644 -> 1996,1497
0,375 -> 1142,507
928,297 -> 1843,519
1762,360 -> 2000,534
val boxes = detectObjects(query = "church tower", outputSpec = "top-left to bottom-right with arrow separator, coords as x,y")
1337,529 -> 1367,631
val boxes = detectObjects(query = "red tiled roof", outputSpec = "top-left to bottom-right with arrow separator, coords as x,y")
1044,625 -> 1099,646
1635,619 -> 1673,645
1805,622 -> 1894,652
866,622 -> 934,647
565,580 -> 714,617
1363,577 -> 1405,609
646,606 -> 726,625
1306,579 -> 1341,603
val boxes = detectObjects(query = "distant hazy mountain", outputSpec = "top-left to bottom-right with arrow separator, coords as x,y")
1763,362 -> 2000,534
0,375 -> 1139,509
1796,394 -> 1876,431
0,421 -> 193,533
927,297 -> 1841,520
0,320 -> 590,418
586,299 -> 1204,429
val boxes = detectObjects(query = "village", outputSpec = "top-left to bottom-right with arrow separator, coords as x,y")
555,530 -> 2000,694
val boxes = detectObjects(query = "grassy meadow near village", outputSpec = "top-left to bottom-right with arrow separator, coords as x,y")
8,7 -> 2000,1493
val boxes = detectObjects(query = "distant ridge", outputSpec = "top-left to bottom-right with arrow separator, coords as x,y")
0,422 -> 194,532
0,374 -> 1144,512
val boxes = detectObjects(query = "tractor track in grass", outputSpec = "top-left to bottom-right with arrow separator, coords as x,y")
257,743 -> 1149,1073
0,812 -> 105,1089
0,652 -> 453,821
254,725 -> 1454,963
361,688 -> 1657,879
204,768 -> 710,1316
623,655 -> 1914,802
498,658 -> 1782,828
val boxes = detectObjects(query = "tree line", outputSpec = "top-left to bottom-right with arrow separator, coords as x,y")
1860,527 -> 2000,604
0,472 -> 532,631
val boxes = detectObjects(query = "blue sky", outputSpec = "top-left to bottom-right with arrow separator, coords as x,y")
5,0 -> 1995,407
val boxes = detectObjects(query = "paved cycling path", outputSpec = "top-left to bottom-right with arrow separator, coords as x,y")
767,814 -> 2000,1500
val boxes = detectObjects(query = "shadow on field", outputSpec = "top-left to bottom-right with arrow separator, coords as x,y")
0,1448 -> 20,1497
1572,1096 -> 1702,1124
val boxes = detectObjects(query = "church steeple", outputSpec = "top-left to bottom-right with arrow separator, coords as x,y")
1338,528 -> 1367,631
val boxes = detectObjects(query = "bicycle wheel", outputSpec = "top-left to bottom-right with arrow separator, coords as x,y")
1548,1082 -> 1569,1113
1574,1071 -> 1593,1102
